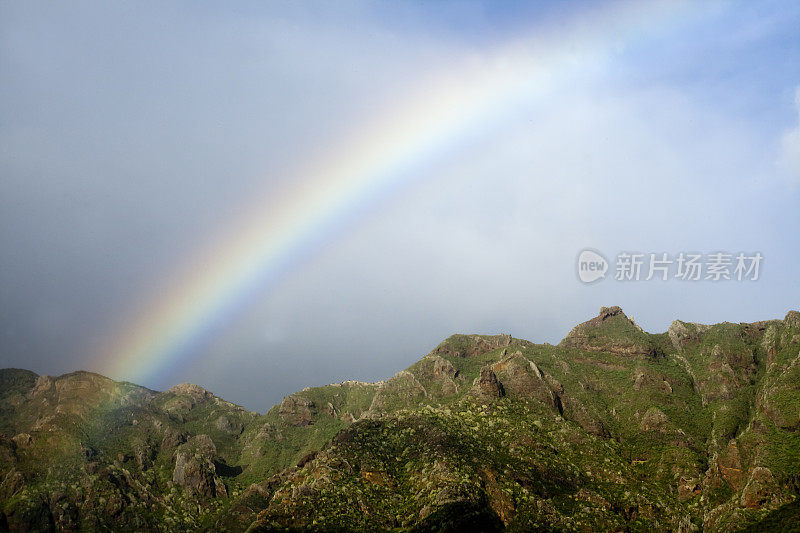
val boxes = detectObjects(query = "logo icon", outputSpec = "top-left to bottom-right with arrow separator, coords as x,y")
577,249 -> 608,283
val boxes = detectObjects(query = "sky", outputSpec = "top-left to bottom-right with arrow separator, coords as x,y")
1,0 -> 799,412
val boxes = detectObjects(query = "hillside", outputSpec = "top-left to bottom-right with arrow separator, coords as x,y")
1,307 -> 800,531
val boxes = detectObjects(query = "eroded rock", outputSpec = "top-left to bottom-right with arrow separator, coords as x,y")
469,366 -> 504,401
278,395 -> 316,426
172,435 -> 227,498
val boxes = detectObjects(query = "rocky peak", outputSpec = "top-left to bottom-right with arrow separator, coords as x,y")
599,305 -> 624,320
785,310 -> 800,329
560,306 -> 656,357
25,371 -> 155,419
581,306 -> 639,330
167,383 -> 214,402
432,333 -> 514,358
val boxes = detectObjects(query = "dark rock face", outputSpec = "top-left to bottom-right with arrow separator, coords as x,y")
430,356 -> 458,379
469,366 -> 504,401
172,435 -> 227,498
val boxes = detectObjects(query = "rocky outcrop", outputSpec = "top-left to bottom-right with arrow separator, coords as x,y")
167,383 -> 214,403
667,320 -> 710,350
368,371 -> 427,413
491,351 -> 559,410
133,443 -> 155,470
30,374 -> 54,397
740,467 -> 778,509
416,355 -> 462,397
172,435 -> 227,498
430,356 -> 458,379
24,371 -> 156,421
432,333 -> 514,358
277,395 -> 316,426
640,407 -> 670,432
215,414 -> 244,434
10,433 -> 32,449
714,441 -> 745,491
161,427 -> 187,449
784,310 -> 800,329
559,394 -> 606,436
0,469 -> 25,500
469,366 -> 504,401
561,306 -> 657,357
693,343 -> 757,405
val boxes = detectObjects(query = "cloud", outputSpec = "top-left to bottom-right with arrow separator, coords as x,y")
202,80 -> 787,409
1,1 -> 800,411
777,86 -> 800,186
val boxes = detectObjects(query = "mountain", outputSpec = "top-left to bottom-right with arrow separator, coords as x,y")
1,307 -> 800,531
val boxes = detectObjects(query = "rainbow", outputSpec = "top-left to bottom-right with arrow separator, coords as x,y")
95,1 -> 695,387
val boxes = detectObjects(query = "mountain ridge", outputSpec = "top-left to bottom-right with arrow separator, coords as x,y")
2,307 -> 800,531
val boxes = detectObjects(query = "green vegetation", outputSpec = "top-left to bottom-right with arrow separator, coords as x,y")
1,307 -> 799,531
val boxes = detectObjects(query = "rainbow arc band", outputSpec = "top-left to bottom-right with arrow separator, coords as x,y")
94,1 -> 693,387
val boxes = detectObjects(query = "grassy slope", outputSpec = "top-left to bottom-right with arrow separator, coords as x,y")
1,310 -> 799,531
